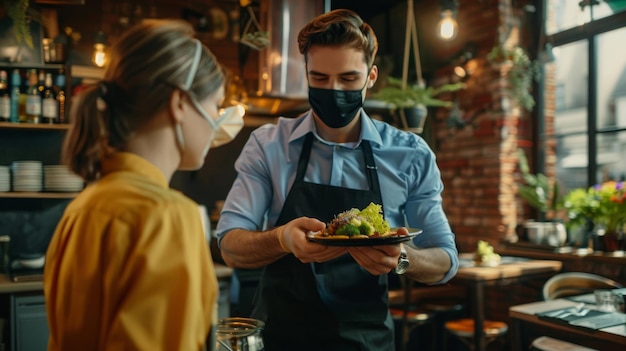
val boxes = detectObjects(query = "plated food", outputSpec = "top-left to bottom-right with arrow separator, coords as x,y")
474,240 -> 501,266
307,203 -> 422,246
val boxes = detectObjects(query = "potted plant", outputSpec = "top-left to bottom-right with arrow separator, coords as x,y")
516,149 -> 566,246
1,0 -> 46,49
563,181 -> 626,252
373,76 -> 465,133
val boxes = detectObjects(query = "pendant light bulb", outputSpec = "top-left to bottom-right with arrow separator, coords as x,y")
93,43 -> 106,67
438,10 -> 458,40
93,31 -> 108,68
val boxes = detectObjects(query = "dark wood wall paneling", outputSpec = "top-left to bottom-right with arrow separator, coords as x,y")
45,0 -> 258,86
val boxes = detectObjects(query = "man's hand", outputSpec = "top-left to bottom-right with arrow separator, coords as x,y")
346,227 -> 408,275
279,217 -> 347,263
347,244 -> 402,275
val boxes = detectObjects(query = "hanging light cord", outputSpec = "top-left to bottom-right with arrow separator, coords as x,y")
402,0 -> 424,91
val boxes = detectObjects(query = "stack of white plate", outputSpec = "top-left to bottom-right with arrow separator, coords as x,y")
44,165 -> 84,192
11,161 -> 42,192
0,166 -> 9,192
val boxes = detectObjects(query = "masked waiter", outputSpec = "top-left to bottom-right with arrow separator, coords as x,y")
217,9 -> 458,351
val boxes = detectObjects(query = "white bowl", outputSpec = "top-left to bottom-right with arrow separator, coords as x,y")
17,255 -> 45,269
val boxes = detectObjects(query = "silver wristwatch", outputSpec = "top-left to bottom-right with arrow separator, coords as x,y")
394,244 -> 409,275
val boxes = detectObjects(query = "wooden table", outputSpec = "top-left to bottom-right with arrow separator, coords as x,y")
452,254 -> 562,351
509,298 -> 626,350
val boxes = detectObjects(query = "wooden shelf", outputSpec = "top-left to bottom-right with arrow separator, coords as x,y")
0,122 -> 70,130
0,192 -> 78,199
0,63 -> 66,70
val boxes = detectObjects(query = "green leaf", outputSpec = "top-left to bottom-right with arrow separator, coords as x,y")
372,77 -> 465,109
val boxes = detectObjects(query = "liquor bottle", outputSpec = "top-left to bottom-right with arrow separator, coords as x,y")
42,73 -> 58,124
25,69 -> 42,123
0,70 -> 10,122
10,69 -> 20,123
18,71 -> 28,122
55,73 -> 66,123
37,70 -> 46,96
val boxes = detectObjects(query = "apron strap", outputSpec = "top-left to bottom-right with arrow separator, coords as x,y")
361,140 -> 381,199
295,133 -> 314,182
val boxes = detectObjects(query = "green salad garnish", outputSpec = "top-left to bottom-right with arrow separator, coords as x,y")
358,202 -> 390,235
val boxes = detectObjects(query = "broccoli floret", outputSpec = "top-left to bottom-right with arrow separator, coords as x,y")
359,221 -> 374,236
336,223 -> 361,236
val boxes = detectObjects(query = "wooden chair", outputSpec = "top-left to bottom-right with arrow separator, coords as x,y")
388,277 -> 468,351
542,272 -> 623,300
388,276 -> 435,351
443,318 -> 508,351
529,336 -> 598,351
419,290 -> 466,349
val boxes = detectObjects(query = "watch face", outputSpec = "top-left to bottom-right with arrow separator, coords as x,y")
395,258 -> 409,274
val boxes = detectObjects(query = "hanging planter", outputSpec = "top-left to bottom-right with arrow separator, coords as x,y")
399,105 -> 428,134
487,45 -> 541,112
373,0 -> 465,133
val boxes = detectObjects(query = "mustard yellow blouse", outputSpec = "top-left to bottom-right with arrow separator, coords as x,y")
44,152 -> 217,351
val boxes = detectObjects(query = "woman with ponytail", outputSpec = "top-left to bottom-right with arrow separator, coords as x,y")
44,19 -> 243,351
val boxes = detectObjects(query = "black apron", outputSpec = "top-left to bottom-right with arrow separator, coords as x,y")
251,133 -> 394,351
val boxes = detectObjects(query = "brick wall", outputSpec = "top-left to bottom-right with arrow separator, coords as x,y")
430,0 -> 543,252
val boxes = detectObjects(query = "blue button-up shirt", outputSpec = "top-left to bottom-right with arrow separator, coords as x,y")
217,110 -> 459,283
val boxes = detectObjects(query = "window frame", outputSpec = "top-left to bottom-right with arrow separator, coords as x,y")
543,6 -> 626,187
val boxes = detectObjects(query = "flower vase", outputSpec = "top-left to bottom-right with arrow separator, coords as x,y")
602,230 -> 623,252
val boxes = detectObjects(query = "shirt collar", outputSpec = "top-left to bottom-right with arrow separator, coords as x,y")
289,109 -> 383,147
100,152 -> 169,188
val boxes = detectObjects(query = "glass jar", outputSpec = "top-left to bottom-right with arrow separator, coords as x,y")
215,317 -> 265,351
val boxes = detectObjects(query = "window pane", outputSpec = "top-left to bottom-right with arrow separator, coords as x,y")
556,134 -> 588,190
547,0 -> 621,34
547,0 -> 585,34
596,27 -> 626,130
546,0 -> 626,34
554,41 -> 588,134
592,0 -> 626,21
597,132 -> 626,182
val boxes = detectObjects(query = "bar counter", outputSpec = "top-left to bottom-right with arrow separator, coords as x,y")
0,263 -> 234,294
498,242 -> 626,284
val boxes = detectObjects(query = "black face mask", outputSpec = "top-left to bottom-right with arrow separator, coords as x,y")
308,81 -> 367,128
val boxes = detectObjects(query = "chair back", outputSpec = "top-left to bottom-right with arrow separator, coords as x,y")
542,272 -> 623,301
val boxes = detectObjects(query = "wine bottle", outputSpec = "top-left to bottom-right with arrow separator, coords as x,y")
55,73 -> 66,123
42,73 -> 58,124
37,70 -> 46,96
25,69 -> 42,123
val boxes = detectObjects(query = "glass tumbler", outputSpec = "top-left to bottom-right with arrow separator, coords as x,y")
594,289 -> 624,312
